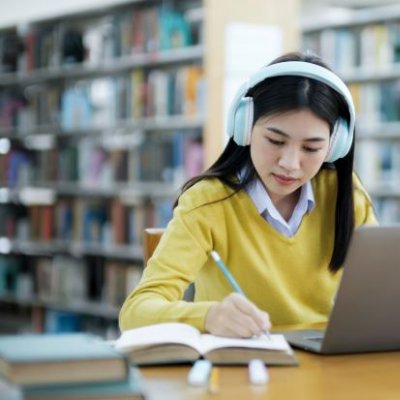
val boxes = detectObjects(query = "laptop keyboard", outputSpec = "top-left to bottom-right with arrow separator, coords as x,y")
304,336 -> 324,342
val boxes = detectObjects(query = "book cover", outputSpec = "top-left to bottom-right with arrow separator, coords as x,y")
22,367 -> 145,400
0,333 -> 129,387
115,322 -> 298,366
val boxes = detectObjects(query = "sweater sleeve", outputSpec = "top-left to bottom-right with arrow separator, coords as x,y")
119,184 -> 221,332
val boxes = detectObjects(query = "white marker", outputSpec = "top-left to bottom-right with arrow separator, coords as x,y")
248,359 -> 269,385
187,359 -> 212,386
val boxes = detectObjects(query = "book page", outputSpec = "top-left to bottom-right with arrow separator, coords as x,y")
115,323 -> 202,353
198,334 -> 291,355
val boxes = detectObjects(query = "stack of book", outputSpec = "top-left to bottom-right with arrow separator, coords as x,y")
0,333 -> 145,399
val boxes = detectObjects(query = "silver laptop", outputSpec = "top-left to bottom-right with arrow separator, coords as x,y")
283,225 -> 400,354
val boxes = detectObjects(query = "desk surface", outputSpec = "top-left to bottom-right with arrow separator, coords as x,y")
140,351 -> 400,400
139,325 -> 400,400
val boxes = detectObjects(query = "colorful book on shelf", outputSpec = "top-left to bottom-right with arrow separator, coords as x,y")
22,367 -> 145,400
44,310 -> 83,334
115,322 -> 298,366
0,333 -> 129,387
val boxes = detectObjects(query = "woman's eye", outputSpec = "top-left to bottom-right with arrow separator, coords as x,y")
267,138 -> 284,146
303,147 -> 320,153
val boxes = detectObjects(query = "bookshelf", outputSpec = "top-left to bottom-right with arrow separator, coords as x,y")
302,3 -> 400,225
0,0 -> 299,337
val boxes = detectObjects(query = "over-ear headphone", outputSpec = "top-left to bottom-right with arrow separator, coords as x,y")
226,61 -> 355,163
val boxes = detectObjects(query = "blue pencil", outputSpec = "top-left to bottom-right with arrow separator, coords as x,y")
210,251 -> 245,295
210,250 -> 271,339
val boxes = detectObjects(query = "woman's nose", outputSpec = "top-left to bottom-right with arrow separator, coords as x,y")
278,147 -> 301,171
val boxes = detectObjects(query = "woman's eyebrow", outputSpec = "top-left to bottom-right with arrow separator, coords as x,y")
266,126 -> 327,142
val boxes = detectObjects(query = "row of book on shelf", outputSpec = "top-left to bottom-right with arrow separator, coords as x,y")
0,131 -> 203,187
0,198 -> 172,245
0,254 -> 142,312
355,141 -> 400,189
7,133 -> 400,204
1,303 -> 121,337
0,4 -> 199,73
303,21 -> 400,72
348,81 -> 400,126
356,140 -> 400,223
0,65 -> 205,132
374,198 -> 400,224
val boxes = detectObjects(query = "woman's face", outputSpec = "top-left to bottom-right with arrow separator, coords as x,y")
250,108 -> 330,207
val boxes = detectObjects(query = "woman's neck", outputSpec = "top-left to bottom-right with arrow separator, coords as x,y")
270,188 -> 302,222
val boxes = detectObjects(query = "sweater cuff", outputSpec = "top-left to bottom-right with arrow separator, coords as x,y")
190,301 -> 219,332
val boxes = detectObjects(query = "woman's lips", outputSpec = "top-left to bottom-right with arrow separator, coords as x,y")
272,174 -> 297,186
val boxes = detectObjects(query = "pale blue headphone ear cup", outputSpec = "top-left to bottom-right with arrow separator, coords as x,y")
231,97 -> 254,146
325,117 -> 353,163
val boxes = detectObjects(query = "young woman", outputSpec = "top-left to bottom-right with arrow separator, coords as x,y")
119,51 -> 377,338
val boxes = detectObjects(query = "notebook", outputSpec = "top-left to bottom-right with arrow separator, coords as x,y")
283,225 -> 400,354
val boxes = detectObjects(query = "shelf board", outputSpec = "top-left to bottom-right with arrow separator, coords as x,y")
8,116 -> 400,143
131,114 -> 204,131
51,115 -> 204,135
185,6 -> 204,23
55,181 -> 179,199
357,122 -> 400,140
0,181 -> 179,202
13,0 -> 152,26
1,238 -> 143,260
0,294 -> 119,319
0,115 -> 204,139
368,186 -> 400,198
339,65 -> 400,83
302,3 -> 400,32
0,311 -> 31,334
0,45 -> 203,86
119,182 -> 180,202
0,187 -> 55,205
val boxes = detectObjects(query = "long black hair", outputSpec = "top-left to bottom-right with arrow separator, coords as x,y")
175,51 -> 354,273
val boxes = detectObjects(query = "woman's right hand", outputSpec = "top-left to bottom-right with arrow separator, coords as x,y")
204,293 -> 271,338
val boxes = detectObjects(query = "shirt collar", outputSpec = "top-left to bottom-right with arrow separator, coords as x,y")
246,177 -> 315,217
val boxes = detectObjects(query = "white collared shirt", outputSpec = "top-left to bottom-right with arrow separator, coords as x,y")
244,178 -> 315,237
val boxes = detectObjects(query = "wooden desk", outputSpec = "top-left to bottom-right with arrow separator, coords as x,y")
139,325 -> 400,400
140,351 -> 400,400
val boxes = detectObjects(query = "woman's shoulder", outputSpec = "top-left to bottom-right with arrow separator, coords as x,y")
351,172 -> 375,212
312,168 -> 337,191
314,168 -> 374,205
177,177 -> 237,211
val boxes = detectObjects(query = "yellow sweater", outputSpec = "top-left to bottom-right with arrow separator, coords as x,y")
119,169 -> 377,331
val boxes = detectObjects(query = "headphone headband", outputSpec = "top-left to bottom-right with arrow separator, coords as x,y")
227,61 -> 355,162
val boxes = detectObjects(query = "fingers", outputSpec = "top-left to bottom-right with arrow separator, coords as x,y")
205,293 -> 272,338
224,312 -> 266,338
231,294 -> 271,333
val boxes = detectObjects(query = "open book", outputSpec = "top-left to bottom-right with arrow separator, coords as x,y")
115,323 -> 298,366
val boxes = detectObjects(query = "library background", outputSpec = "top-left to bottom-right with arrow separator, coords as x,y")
0,0 -> 399,339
